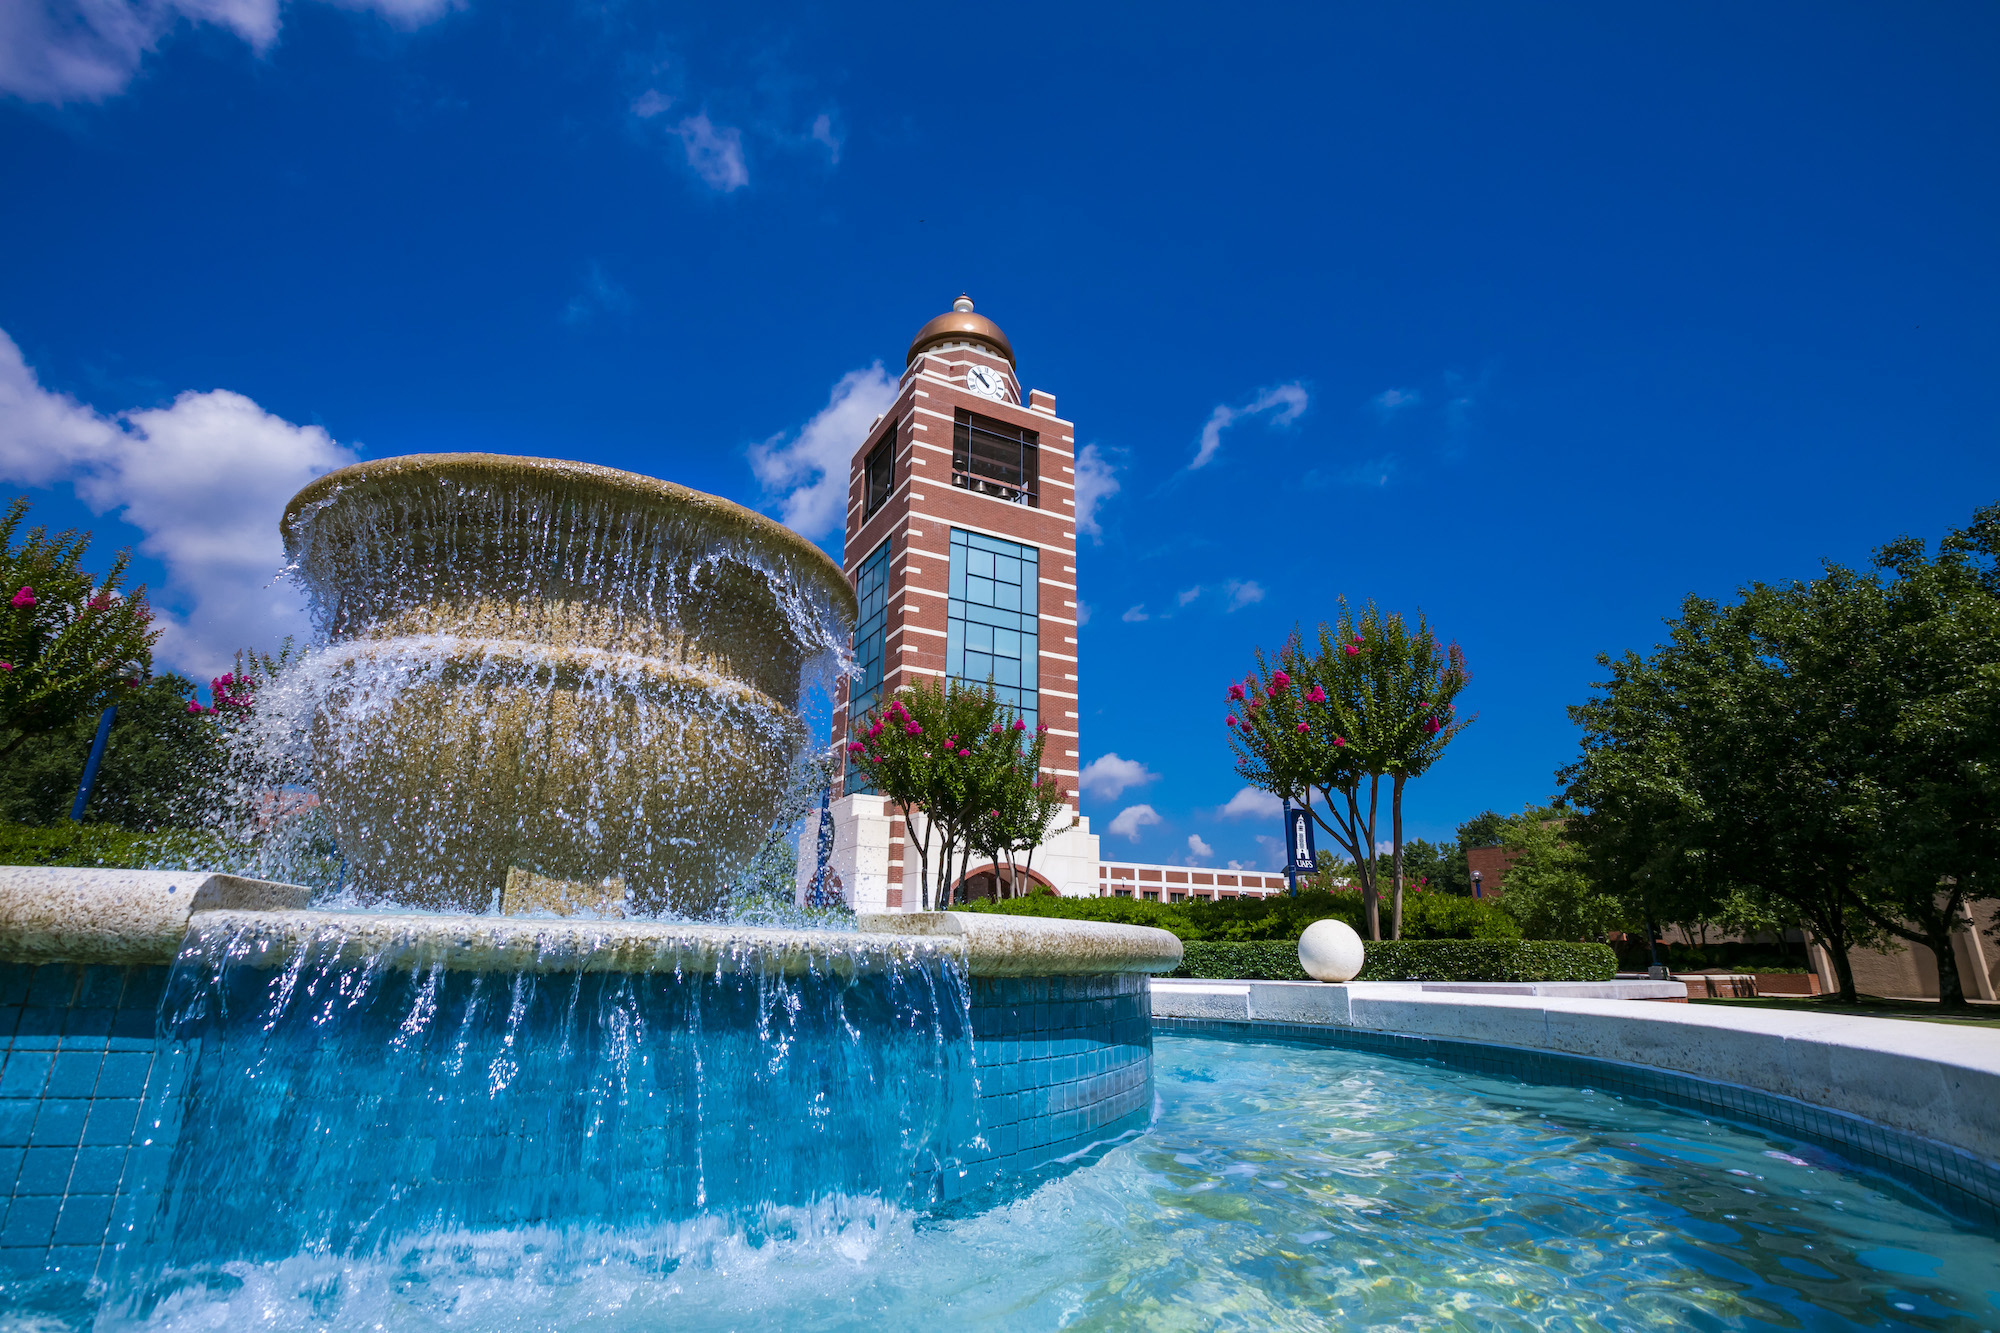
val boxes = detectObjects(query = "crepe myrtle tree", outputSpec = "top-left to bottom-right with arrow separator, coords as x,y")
1225,600 -> 1472,941
846,677 -> 1045,910
966,719 -> 1066,900
0,498 -> 159,761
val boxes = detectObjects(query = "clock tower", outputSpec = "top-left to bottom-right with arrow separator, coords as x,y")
799,296 -> 1099,910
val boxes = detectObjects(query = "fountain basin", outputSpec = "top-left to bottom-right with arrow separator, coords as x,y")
281,453 -> 858,915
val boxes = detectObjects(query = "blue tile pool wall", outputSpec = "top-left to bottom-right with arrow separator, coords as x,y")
0,962 -> 180,1293
1156,1015 -> 2000,1228
959,973 -> 1152,1195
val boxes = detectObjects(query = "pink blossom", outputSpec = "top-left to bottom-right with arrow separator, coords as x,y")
1012,718 -> 1026,731
868,722 -> 884,738
1227,683 -> 1245,701
906,722 -> 923,735
1423,718 -> 1441,735
1334,736 -> 1348,747
1304,686 -> 1326,703
86,593 -> 112,611
959,748 -> 972,757
1295,722 -> 1310,734
990,810 -> 999,818
1036,723 -> 1047,732
848,740 -> 866,753
1225,715 -> 1238,727
10,587 -> 35,609
1343,645 -> 1359,656
990,724 -> 1002,734
1270,670 -> 1291,694
0,662 -> 11,672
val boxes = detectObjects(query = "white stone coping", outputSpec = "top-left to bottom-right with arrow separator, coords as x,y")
185,909 -> 956,976
0,868 -> 313,966
1150,977 -> 2000,1166
859,911 -> 1184,976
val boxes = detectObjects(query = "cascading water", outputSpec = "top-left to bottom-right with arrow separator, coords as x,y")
105,913 -> 980,1318
273,453 -> 858,916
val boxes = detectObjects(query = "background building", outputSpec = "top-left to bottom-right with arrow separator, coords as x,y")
799,297 -> 1099,909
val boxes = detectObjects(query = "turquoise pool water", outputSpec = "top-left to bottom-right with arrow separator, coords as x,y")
87,1031 -> 2000,1331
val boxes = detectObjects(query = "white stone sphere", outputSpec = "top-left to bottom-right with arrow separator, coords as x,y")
1298,919 -> 1365,983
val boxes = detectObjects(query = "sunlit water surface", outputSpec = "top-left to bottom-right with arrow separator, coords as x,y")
68,1034 -> 2000,1331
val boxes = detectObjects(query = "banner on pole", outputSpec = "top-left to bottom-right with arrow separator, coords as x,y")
1282,804 -> 1317,877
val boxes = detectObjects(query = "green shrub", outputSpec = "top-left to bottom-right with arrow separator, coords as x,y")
1168,937 -> 1617,982
959,888 -> 1519,943
0,818 -> 229,869
1355,940 -> 1617,983
1175,941 -> 1310,981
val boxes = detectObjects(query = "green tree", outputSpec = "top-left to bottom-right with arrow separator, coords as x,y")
1494,809 -> 1625,942
847,678 -> 1019,910
0,672 -> 225,828
1224,601 -> 1472,941
1,498 -> 160,760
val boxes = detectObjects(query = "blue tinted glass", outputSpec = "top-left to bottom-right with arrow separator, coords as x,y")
995,580 -> 1019,612
948,563 -> 964,598
946,641 -> 963,676
969,548 -> 994,578
995,556 -> 1020,586
993,627 -> 1019,658
967,623 -> 993,652
966,652 -> 992,681
994,658 -> 1019,687
968,576 -> 994,605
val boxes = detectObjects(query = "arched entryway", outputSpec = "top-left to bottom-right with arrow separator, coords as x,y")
951,863 -> 1057,902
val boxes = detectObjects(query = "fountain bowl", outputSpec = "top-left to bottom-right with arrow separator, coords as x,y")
281,453 -> 857,915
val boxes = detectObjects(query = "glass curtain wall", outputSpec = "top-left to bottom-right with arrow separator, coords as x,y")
946,529 -> 1039,731
844,538 -> 892,794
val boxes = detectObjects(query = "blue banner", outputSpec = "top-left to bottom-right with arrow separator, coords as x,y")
1281,804 -> 1316,895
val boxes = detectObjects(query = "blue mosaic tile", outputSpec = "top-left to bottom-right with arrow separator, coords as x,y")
0,1100 -> 36,1147
43,1051 -> 104,1099
27,1099 -> 89,1148
0,1053 -> 53,1099
0,1195 -> 60,1247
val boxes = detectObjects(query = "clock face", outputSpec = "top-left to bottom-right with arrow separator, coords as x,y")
966,364 -> 1009,401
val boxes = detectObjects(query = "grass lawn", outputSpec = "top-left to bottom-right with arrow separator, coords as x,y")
1690,994 -> 2000,1028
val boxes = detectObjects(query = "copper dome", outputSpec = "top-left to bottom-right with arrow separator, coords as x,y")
906,294 -> 1015,368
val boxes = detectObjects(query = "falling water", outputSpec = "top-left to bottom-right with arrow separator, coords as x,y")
103,912 -> 977,1317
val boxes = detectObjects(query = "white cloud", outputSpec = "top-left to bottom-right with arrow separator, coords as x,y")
1079,753 -> 1158,802
561,262 -> 631,327
1254,833 -> 1283,865
1223,579 -> 1264,611
1218,787 -> 1282,820
631,90 -> 672,120
1376,839 -> 1395,855
748,364 -> 898,542
1372,388 -> 1420,417
1075,601 -> 1091,626
1073,443 -> 1119,538
1120,603 -> 1148,623
0,0 -> 453,104
1189,382 -> 1308,470
1186,834 -> 1214,861
809,113 -> 841,163
1107,804 -> 1160,843
675,113 -> 749,192
0,327 -> 359,676
1227,859 -> 1245,871
1176,585 -> 1201,606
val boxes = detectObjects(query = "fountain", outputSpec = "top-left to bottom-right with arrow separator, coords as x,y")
280,453 -> 858,916
0,453 -> 1181,1323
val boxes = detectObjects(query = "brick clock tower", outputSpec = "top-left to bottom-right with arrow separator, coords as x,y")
798,296 -> 1100,910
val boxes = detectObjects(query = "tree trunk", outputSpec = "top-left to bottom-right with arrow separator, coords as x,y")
1342,786 -> 1379,941
904,804 -> 932,911
1390,771 -> 1407,942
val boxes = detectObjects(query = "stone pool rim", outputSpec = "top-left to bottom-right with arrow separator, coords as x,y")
1155,1014 -> 2000,1228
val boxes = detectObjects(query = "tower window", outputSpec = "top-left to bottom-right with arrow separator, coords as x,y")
845,537 -> 893,794
952,410 -> 1038,507
945,528 -> 1038,731
863,425 -> 897,518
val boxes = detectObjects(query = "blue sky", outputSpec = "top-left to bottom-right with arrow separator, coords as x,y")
2,1 -> 1996,871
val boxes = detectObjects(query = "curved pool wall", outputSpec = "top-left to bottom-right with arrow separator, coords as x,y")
0,871 -> 1177,1305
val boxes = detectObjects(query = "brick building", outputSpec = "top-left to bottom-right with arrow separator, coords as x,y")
798,296 -> 1300,912
799,297 -> 1099,910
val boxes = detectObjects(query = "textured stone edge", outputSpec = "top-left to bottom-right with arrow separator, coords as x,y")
1148,979 -> 2000,1167
859,911 -> 1184,976
186,908 -> 963,976
0,867 -> 313,966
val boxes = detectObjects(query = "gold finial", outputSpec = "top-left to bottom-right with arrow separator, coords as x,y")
953,294 -> 975,312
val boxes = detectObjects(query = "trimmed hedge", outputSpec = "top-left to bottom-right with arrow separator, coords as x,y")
1171,938 -> 1617,983
957,887 -> 1520,943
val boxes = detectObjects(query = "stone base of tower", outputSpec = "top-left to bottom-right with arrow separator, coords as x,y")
796,797 -> 1102,912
